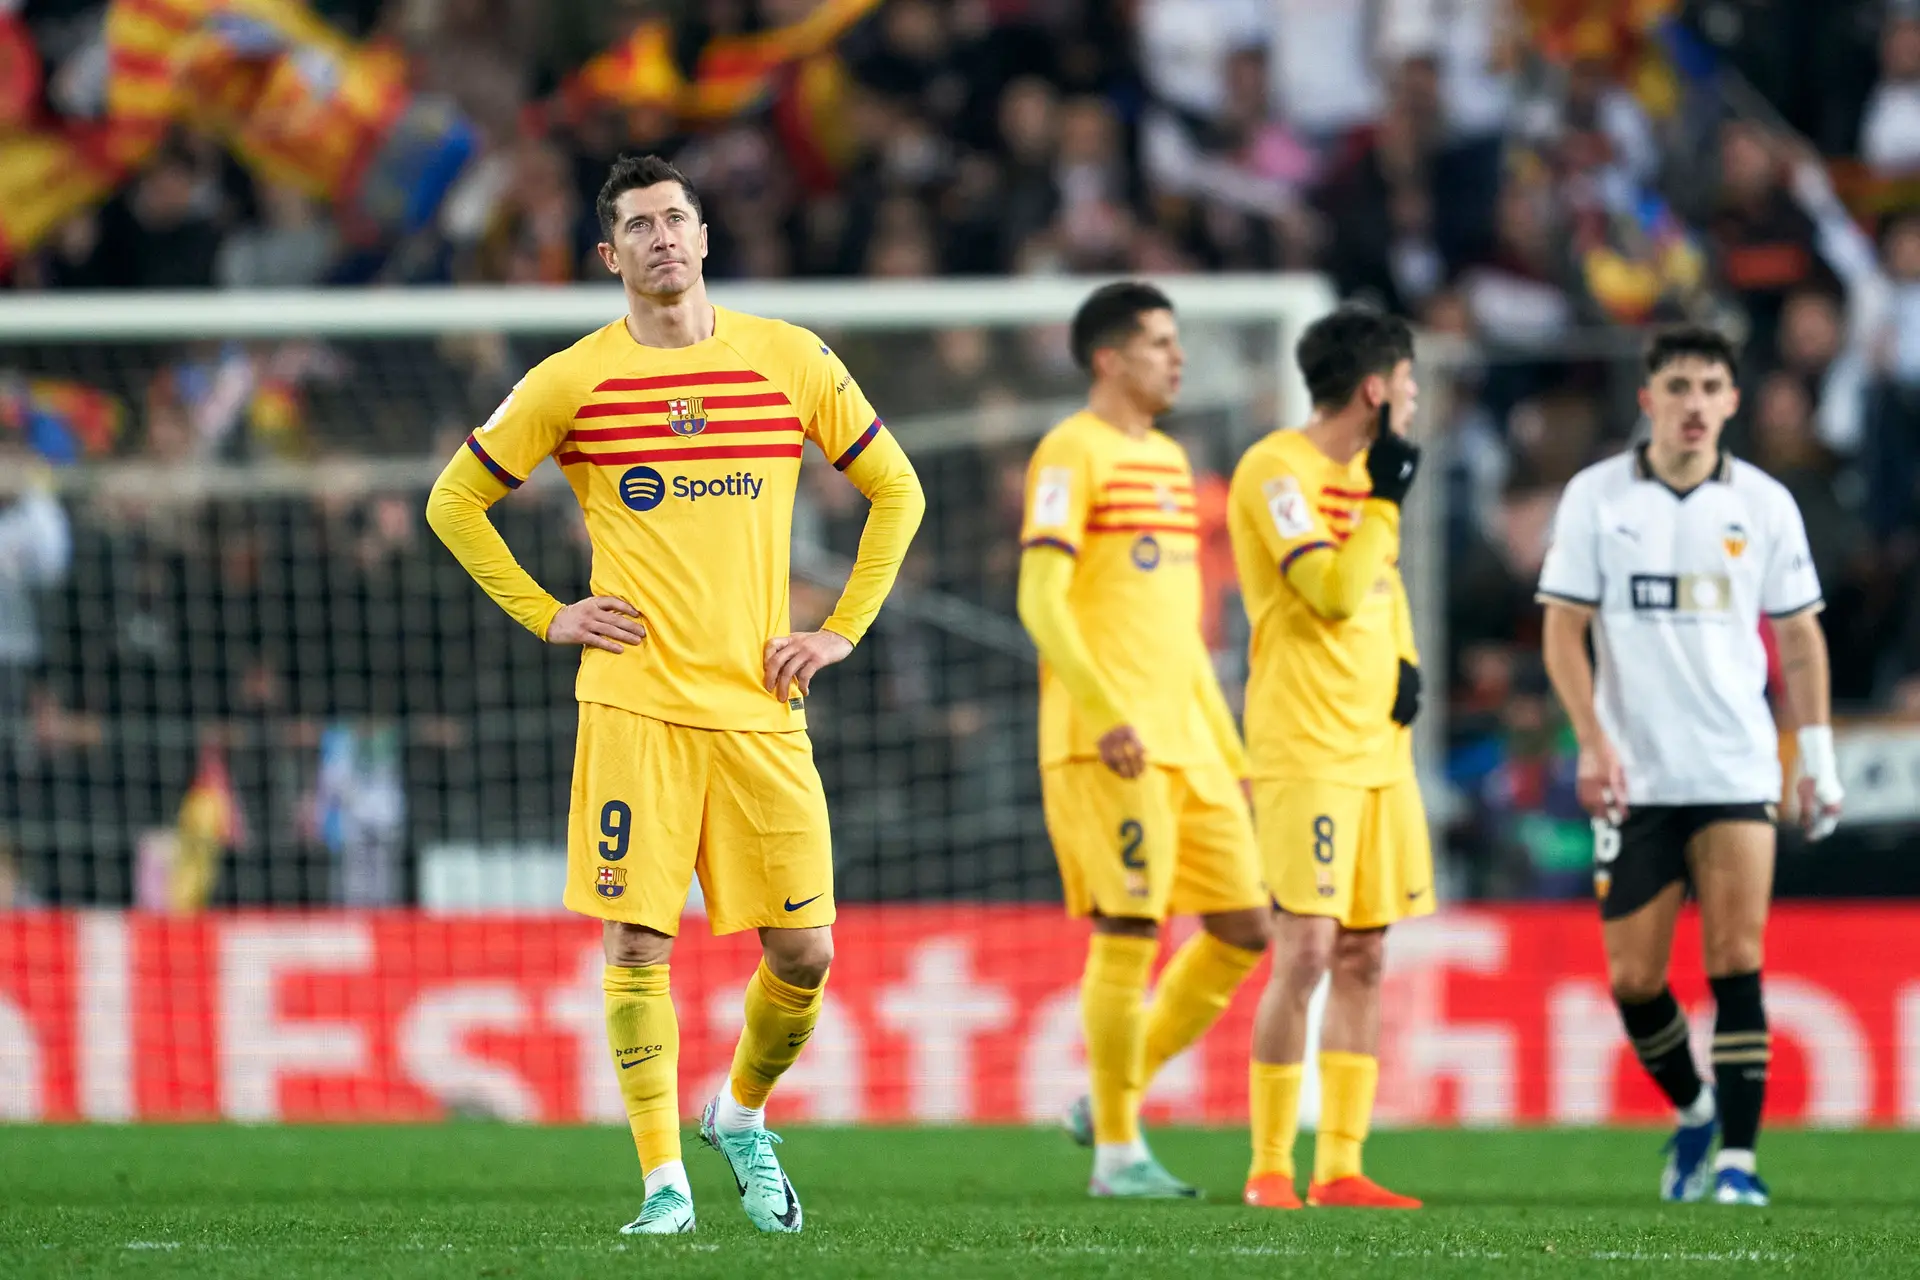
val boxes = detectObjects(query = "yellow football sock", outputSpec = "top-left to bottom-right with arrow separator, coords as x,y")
728,960 -> 826,1109
603,963 -> 680,1174
1313,1050 -> 1380,1183
1082,933 -> 1158,1146
1141,931 -> 1264,1082
1249,1061 -> 1304,1178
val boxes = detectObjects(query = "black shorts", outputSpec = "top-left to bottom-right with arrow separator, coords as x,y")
1593,803 -> 1776,920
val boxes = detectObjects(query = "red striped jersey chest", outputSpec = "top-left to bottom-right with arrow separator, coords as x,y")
1314,481 -> 1372,543
559,370 -> 802,468
1087,459 -> 1197,537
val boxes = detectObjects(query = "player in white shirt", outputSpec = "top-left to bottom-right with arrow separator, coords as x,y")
1537,327 -> 1845,1209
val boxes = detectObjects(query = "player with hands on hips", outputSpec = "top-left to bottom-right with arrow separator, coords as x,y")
427,152 -> 924,1238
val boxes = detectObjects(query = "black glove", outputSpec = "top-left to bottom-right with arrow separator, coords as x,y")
1391,659 -> 1422,727
1365,402 -> 1422,506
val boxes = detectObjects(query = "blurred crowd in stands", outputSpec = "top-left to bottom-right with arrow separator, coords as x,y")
8,0 -> 1920,907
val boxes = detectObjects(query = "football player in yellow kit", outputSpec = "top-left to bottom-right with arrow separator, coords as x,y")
1227,306 -> 1429,1211
426,154 -> 924,1236
1019,282 -> 1270,1198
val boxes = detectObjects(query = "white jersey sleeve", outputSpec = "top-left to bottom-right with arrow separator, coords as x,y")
1536,471 -> 1602,607
1760,485 -> 1823,618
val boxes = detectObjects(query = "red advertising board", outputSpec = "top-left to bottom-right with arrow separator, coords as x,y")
0,905 -> 1915,1125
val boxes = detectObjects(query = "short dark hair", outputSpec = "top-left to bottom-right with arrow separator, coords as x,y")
1644,325 -> 1740,380
596,153 -> 703,238
1295,305 -> 1415,409
1070,281 -> 1175,371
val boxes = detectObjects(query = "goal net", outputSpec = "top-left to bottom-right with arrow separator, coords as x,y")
1,275 -> 1458,1125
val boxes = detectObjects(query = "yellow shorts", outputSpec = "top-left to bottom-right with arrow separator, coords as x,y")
1041,759 -> 1266,921
1255,776 -> 1435,929
563,703 -> 835,936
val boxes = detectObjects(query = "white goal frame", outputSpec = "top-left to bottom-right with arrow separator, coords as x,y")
0,271 -> 1447,789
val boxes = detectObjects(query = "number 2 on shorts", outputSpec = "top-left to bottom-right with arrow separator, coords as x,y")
599,800 -> 631,860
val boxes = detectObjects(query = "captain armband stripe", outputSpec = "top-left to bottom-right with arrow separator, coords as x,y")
832,418 -> 884,471
466,435 -> 524,489
1279,540 -> 1335,574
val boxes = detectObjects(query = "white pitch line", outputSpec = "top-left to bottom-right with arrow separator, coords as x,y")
102,1238 -> 1799,1264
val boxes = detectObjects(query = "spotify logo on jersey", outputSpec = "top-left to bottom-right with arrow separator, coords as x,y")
619,466 -> 667,512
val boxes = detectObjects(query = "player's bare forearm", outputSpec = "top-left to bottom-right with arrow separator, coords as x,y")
1544,600 -> 1629,819
821,454 -> 927,644
1285,510 -> 1398,621
1773,609 -> 1832,730
764,629 -> 853,698
425,452 -> 565,639
1016,545 -> 1128,733
1541,602 -> 1604,746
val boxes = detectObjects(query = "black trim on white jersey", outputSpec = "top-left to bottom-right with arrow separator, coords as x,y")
1632,443 -> 1732,500
1766,596 -> 1825,620
1535,589 -> 1600,608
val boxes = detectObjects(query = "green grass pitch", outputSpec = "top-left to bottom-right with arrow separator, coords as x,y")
6,1125 -> 1919,1278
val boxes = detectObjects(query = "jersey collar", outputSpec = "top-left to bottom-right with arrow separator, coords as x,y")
1633,441 -> 1730,499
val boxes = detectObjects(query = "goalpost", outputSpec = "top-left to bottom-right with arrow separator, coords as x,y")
0,272 -> 1453,1125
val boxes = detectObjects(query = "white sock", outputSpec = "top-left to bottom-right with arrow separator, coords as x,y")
1679,1087 -> 1716,1127
1715,1148 -> 1756,1175
644,1159 -> 689,1197
1094,1139 -> 1150,1178
713,1090 -> 766,1133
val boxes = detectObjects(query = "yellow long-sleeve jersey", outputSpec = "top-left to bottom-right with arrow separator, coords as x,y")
1017,410 -> 1247,775
1227,428 -> 1417,787
426,305 -> 924,733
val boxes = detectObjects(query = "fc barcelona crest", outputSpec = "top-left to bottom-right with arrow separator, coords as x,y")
667,396 -> 707,437
596,865 -> 627,899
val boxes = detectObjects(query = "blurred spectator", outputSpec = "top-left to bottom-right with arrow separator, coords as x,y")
1458,174 -> 1575,350
1142,42 -> 1322,263
1889,580 -> 1920,713
216,185 -> 339,290
1775,289 -> 1850,430
1379,0 -> 1517,142
0,450 -> 69,881
1268,0 -> 1383,144
1537,54 -> 1659,208
994,76 -> 1063,267
1752,371 -> 1870,596
1861,11 -> 1920,176
466,139 -> 591,284
1705,122 -> 1834,359
0,840 -> 38,907
1320,80 -> 1437,312
93,148 -> 226,291
1045,96 -> 1137,272
0,453 -> 70,727
1864,211 -> 1920,542
1136,0 -> 1265,122
1750,369 -> 1879,704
